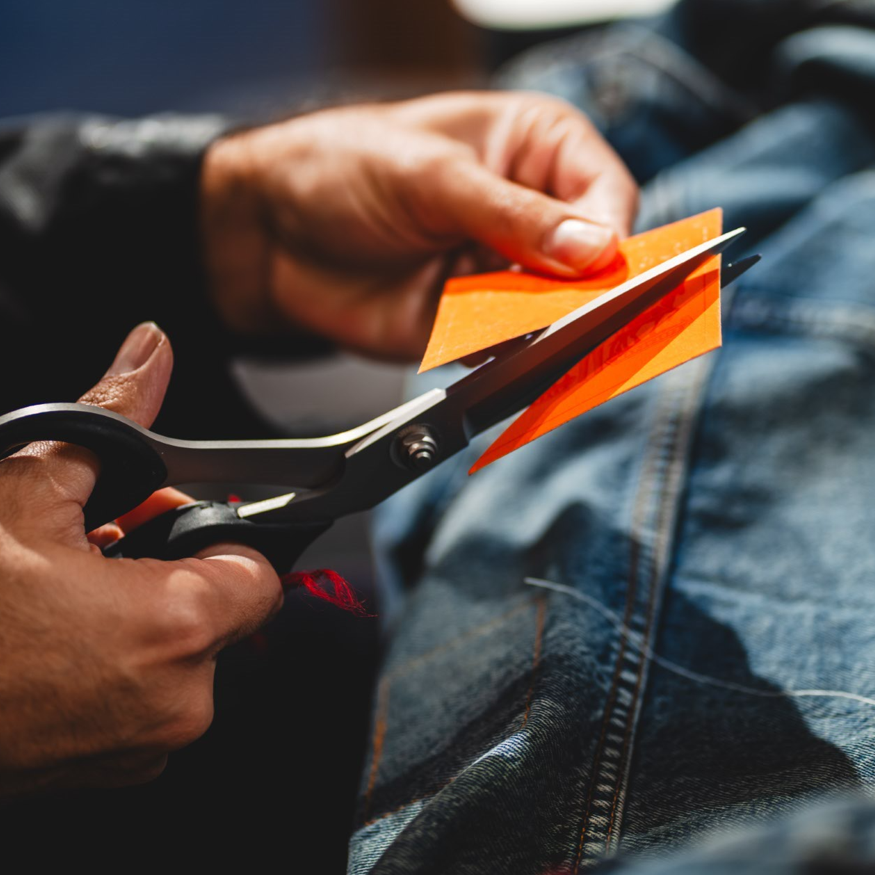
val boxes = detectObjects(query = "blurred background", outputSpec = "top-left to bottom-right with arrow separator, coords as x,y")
0,0 -> 673,866
0,0 -> 674,117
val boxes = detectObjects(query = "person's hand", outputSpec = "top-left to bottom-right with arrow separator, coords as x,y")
0,322 -> 282,796
200,91 -> 639,360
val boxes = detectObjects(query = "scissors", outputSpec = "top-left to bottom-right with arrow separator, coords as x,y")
0,231 -> 757,573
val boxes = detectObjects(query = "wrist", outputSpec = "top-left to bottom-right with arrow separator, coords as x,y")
199,130 -> 277,335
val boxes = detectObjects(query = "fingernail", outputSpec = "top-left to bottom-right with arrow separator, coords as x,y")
544,219 -> 615,270
106,322 -> 163,376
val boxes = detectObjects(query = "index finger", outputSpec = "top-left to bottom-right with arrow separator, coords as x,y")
509,97 -> 639,237
116,487 -> 194,533
88,487 -> 195,552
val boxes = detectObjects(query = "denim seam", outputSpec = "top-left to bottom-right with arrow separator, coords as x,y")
605,359 -> 715,852
362,678 -> 390,823
574,355 -> 717,869
572,406 -> 664,871
360,595 -> 542,823
574,403 -> 665,869
519,596 -> 548,730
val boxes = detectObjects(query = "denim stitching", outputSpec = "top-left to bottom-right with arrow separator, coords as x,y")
574,435 -> 658,869
574,356 -> 715,868
525,578 -> 875,712
605,362 -> 709,851
572,424 -> 661,872
384,596 -> 538,683
362,677 -> 391,822
519,596 -> 547,731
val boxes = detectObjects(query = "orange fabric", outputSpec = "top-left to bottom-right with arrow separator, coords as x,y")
421,208 -> 723,372
470,211 -> 723,472
116,487 -> 192,533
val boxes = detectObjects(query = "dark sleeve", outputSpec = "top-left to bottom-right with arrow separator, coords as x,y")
0,113 -> 280,438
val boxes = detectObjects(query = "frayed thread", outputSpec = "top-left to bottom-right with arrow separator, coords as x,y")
224,495 -> 370,616
282,568 -> 372,616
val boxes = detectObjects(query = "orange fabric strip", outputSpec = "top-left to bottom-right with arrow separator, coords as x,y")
470,212 -> 723,472
421,208 -> 723,373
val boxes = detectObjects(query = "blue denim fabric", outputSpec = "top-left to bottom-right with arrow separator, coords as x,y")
351,3 -> 875,873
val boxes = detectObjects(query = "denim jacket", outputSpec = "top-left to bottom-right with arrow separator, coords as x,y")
355,2 -> 875,872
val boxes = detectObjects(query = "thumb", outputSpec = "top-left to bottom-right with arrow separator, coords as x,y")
78,322 -> 173,427
7,323 -> 174,530
425,160 -> 620,277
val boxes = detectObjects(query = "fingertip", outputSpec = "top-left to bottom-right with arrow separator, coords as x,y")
116,487 -> 194,534
195,541 -> 276,577
78,323 -> 175,428
542,219 -> 617,275
580,230 -> 620,274
88,522 -> 125,549
104,322 -> 166,378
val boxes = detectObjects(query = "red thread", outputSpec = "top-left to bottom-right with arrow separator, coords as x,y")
224,498 -> 369,614
281,568 -> 371,615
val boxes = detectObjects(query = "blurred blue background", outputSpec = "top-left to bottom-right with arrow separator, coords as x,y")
0,0 -> 485,118
0,0 -> 329,116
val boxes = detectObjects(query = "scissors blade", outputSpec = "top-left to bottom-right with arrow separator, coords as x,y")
248,228 -> 746,524
722,253 -> 760,286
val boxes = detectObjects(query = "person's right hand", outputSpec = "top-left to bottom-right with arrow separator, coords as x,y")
0,322 -> 283,797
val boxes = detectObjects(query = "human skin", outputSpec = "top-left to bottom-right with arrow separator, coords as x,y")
0,324 -> 282,795
0,91 -> 638,795
200,90 -> 638,359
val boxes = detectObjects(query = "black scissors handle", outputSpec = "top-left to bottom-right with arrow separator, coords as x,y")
102,501 -> 331,573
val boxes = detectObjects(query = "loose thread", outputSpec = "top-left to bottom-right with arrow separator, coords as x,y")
524,577 -> 875,710
247,570 -> 370,656
282,568 -> 372,616
223,495 -> 371,617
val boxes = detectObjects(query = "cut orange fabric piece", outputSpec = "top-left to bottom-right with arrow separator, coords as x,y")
421,208 -> 723,373
470,212 -> 723,473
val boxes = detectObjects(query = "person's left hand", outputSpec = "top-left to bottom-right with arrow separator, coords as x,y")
200,91 -> 639,361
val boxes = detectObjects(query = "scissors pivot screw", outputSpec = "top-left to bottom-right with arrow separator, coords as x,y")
395,425 -> 439,472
